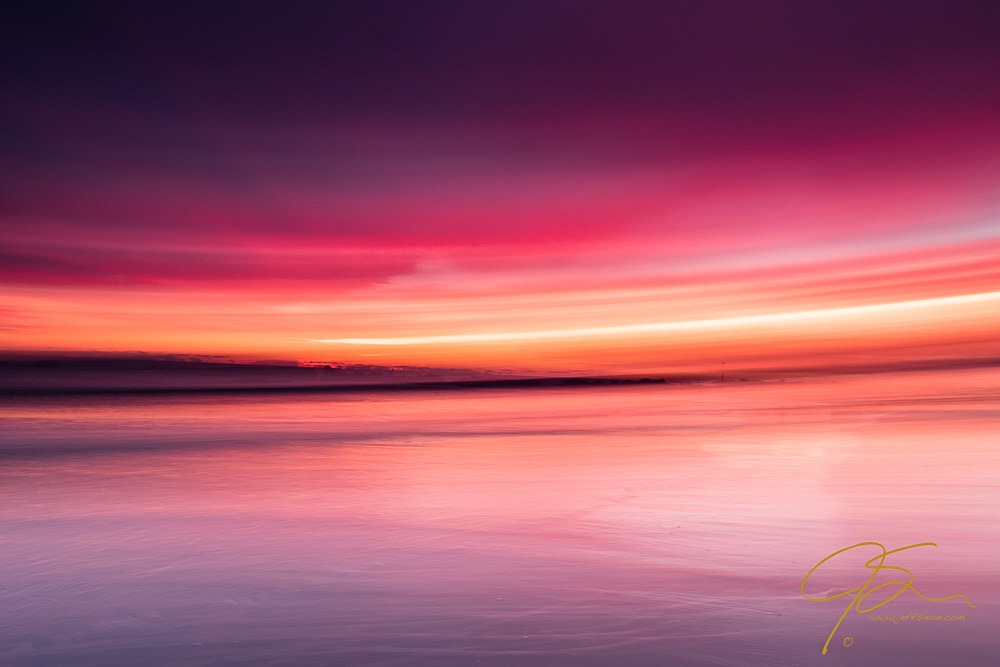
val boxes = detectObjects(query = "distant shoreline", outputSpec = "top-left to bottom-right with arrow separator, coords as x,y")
0,355 -> 715,396
0,355 -> 996,397
0,373 -> 712,398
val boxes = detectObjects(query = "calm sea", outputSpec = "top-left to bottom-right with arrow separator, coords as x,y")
2,369 -> 998,665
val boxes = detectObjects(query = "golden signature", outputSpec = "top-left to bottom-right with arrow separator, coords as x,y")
800,541 -> 975,655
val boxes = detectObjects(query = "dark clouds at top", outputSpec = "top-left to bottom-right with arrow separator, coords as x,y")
6,2 -> 1000,128
2,1 -> 1000,285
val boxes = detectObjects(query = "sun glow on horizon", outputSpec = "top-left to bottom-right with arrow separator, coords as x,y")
306,291 -> 1000,346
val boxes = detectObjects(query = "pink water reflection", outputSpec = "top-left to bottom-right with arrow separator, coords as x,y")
1,369 -> 998,664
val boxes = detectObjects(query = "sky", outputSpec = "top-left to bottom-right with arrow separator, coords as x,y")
2,1 -> 999,374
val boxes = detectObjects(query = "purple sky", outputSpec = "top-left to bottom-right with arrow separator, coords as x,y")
2,1 -> 999,370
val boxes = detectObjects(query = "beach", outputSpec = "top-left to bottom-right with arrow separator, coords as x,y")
2,368 -> 997,665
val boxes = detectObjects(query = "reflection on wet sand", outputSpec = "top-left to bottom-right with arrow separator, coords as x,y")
1,369 -> 998,665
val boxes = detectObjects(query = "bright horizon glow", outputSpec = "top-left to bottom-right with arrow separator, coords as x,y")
308,291 -> 1000,346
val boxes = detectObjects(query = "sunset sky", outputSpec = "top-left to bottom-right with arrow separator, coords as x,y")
2,1 -> 999,374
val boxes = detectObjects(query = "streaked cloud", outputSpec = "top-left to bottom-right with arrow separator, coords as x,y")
2,3 -> 998,371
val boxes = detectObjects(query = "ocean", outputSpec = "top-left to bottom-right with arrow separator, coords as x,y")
2,368 -> 998,665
